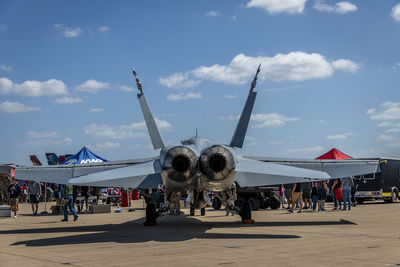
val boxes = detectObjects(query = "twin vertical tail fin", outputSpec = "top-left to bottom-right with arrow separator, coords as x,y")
132,67 -> 165,150
229,64 -> 261,148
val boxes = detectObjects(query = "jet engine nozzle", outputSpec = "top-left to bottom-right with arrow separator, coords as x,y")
163,146 -> 197,181
200,145 -> 235,181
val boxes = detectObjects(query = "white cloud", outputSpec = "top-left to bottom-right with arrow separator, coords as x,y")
366,108 -> 376,115
167,92 -> 203,101
0,77 -> 68,96
314,1 -> 357,14
385,128 -> 400,133
205,10 -> 219,17
119,85 -> 135,92
22,137 -> 73,148
0,64 -> 12,72
84,119 -> 171,139
93,141 -> 120,150
159,72 -> 201,89
287,146 -> 325,154
326,132 -> 357,140
89,108 -> 104,113
75,80 -> 110,93
251,113 -> 299,128
377,121 -> 392,127
316,120 -> 326,123
332,59 -> 360,73
160,52 -> 359,87
369,102 -> 400,120
335,2 -> 357,14
269,141 -> 283,145
391,3 -> 400,22
26,131 -> 57,139
0,25 -> 7,32
247,0 -> 307,14
0,101 -> 40,113
377,134 -> 395,142
54,24 -> 83,38
55,96 -> 82,104
97,26 -> 110,33
224,94 -> 238,99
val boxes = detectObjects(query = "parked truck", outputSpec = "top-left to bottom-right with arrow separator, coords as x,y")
355,158 -> 399,203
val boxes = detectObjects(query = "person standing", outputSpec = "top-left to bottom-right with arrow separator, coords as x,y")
302,182 -> 312,209
311,182 -> 318,211
28,180 -> 41,215
61,184 -> 79,222
317,180 -> 328,211
331,178 -> 342,210
8,178 -> 21,218
279,184 -> 286,209
289,183 -> 303,213
285,183 -> 293,210
341,176 -> 354,210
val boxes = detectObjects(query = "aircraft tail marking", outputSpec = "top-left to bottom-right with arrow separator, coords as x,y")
229,65 -> 261,148
132,67 -> 165,150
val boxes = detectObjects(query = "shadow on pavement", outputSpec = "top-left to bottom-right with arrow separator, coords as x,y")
0,216 -> 355,247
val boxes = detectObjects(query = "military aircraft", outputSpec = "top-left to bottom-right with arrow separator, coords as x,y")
16,65 -> 380,224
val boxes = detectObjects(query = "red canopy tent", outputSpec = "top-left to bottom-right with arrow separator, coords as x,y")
316,148 -> 352,160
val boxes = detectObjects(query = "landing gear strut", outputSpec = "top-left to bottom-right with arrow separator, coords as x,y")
144,202 -> 158,226
238,200 -> 254,224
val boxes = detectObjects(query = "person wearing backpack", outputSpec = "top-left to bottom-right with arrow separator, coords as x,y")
341,176 -> 354,211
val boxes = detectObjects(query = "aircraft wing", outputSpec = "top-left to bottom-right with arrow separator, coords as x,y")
235,158 -> 330,187
15,157 -> 161,188
242,156 -> 381,179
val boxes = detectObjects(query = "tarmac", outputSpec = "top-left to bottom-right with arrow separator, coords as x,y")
0,200 -> 400,267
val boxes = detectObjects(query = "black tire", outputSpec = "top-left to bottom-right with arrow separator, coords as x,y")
269,196 -> 281,210
387,190 -> 398,203
201,207 -> 206,216
249,197 -> 260,211
356,198 -> 364,204
212,197 -> 222,210
190,205 -> 195,216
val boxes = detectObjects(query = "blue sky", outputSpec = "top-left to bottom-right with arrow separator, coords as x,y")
1,0 -> 400,165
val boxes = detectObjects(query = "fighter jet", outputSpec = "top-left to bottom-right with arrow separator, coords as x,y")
15,66 -> 380,223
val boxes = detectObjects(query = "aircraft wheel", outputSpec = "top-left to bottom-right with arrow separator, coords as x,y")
201,207 -> 206,216
212,197 -> 222,210
249,197 -> 259,211
269,196 -> 281,210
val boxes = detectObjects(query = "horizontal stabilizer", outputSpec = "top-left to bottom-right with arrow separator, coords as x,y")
68,160 -> 160,188
244,156 -> 381,178
235,158 -> 330,187
15,157 -> 156,185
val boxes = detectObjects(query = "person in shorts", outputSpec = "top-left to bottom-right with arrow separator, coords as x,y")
28,181 -> 41,215
8,178 -> 21,218
289,183 -> 303,213
317,180 -> 328,211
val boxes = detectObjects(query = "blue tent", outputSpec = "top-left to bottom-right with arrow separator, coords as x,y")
61,147 -> 108,165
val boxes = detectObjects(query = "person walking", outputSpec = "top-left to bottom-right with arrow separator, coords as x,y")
317,180 -> 328,211
302,182 -> 312,209
279,184 -> 286,209
61,184 -> 79,222
8,178 -> 21,218
289,183 -> 303,213
285,183 -> 293,210
341,176 -> 354,211
28,180 -> 41,215
331,178 -> 342,210
311,182 -> 318,211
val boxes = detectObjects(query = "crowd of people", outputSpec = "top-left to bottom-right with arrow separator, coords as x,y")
280,177 -> 359,213
1,176 -> 134,220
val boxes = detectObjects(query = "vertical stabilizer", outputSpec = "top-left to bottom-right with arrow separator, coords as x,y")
229,65 -> 261,148
132,67 -> 165,150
